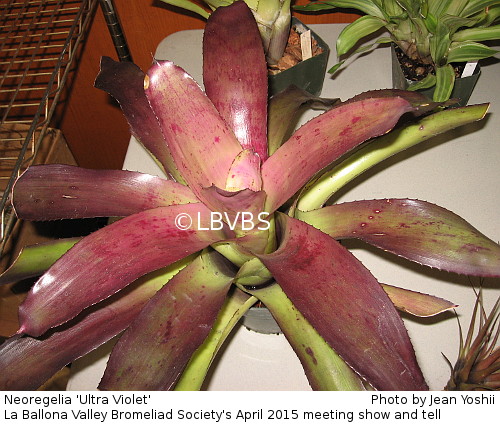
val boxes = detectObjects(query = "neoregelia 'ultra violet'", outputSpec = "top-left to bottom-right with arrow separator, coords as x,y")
0,1 -> 499,391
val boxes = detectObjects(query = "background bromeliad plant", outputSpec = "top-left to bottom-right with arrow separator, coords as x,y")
296,0 -> 500,101
0,1 -> 499,390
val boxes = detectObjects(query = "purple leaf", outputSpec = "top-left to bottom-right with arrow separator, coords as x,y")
18,204 -> 234,337
99,250 -> 234,390
12,165 -> 198,220
300,199 -> 500,276
258,213 -> 428,390
0,260 -> 186,390
262,93 -> 417,212
145,60 -> 242,203
94,57 -> 183,182
203,1 -> 268,161
268,85 -> 339,155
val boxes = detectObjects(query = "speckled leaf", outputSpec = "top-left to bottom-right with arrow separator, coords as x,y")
299,199 -> 500,276
0,256 -> 194,390
18,204 -> 233,337
382,284 -> 457,317
94,57 -> 184,182
12,165 -> 198,220
99,250 -> 235,390
258,213 -> 428,390
203,1 -> 268,161
145,60 -> 242,203
0,238 -> 79,286
262,92 -> 417,212
268,85 -> 339,156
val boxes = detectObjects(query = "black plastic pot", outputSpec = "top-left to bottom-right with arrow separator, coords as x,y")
268,18 -> 330,97
391,45 -> 480,106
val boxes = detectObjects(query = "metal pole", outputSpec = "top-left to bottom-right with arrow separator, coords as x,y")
99,0 -> 132,62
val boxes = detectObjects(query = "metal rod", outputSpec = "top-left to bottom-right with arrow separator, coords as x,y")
99,0 -> 132,62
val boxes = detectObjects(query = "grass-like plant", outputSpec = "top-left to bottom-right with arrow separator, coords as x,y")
0,1 -> 499,390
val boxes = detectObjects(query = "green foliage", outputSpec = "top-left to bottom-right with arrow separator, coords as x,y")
296,0 -> 500,100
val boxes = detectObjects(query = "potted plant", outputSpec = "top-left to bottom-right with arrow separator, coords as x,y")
0,1 -> 499,390
296,0 -> 500,104
159,0 -> 330,95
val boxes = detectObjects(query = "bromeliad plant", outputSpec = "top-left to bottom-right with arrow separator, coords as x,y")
297,0 -> 500,101
0,1 -> 499,390
159,0 -> 292,65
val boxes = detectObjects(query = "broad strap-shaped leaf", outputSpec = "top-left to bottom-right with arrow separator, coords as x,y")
175,287 -> 256,390
18,204 -> 234,337
296,103 -> 489,211
382,284 -> 457,317
268,86 -> 339,156
0,238 -> 79,286
258,213 -> 428,390
94,57 -> 184,182
99,250 -> 235,390
203,1 -> 269,161
250,282 -> 366,390
12,165 -> 198,220
145,60 -> 242,202
261,91 -> 421,212
299,199 -> 500,276
0,257 -> 194,390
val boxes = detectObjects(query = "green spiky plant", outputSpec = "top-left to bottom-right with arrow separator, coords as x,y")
0,1 -> 499,390
296,0 -> 500,101
159,0 -> 292,65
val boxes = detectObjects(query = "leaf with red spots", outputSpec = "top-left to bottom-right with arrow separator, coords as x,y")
13,165 -> 198,221
94,57 -> 184,182
0,257 -> 194,390
203,1 -> 268,161
257,213 -> 428,390
99,250 -> 235,390
18,204 -> 234,337
262,91 -> 421,212
299,199 -> 500,277
145,60 -> 242,203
